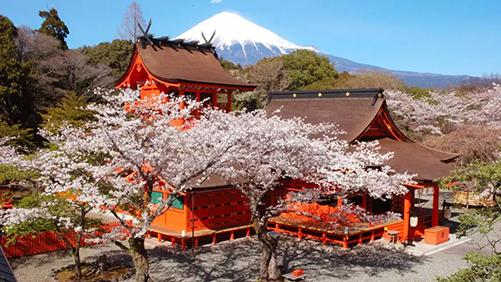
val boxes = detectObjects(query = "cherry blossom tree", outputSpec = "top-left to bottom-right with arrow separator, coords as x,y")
1,135 -> 113,279
28,88 -> 254,282
209,111 -> 414,281
0,194 -> 103,279
1,89 -> 414,282
0,138 -> 21,163
386,84 -> 501,136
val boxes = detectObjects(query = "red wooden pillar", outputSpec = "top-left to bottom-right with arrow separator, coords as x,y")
432,183 -> 439,226
212,92 -> 218,107
195,90 -> 201,118
179,89 -> 185,109
181,238 -> 186,250
226,92 -> 232,112
195,90 -> 201,102
402,191 -> 412,242
337,196 -> 343,208
361,193 -> 367,210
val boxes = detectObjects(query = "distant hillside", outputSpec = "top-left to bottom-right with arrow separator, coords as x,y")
326,55 -> 474,88
176,12 -> 476,88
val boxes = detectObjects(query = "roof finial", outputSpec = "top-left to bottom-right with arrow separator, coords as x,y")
201,30 -> 216,44
138,19 -> 153,46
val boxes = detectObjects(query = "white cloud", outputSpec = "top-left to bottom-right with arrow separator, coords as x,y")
211,0 -> 223,3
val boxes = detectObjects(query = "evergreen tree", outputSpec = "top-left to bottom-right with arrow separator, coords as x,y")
82,39 -> 133,78
0,15 -> 23,120
0,15 -> 37,132
283,49 -> 338,90
38,8 -> 69,50
42,92 -> 95,134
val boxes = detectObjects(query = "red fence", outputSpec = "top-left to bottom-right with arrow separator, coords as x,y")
188,188 -> 251,231
0,221 -> 126,258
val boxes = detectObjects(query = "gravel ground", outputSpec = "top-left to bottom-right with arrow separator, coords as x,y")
10,244 -> 121,282
141,237 -> 473,282
11,235 -> 475,282
11,190 -> 496,282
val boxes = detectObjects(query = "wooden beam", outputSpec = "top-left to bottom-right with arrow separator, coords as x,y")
432,183 -> 439,226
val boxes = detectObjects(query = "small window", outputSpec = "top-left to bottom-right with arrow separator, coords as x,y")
167,194 -> 184,209
151,191 -> 163,204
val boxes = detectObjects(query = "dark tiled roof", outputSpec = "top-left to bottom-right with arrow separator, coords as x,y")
265,89 -> 458,182
266,89 -> 384,142
136,42 -> 255,88
378,138 -> 457,182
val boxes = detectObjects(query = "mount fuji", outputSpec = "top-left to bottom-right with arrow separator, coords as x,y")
176,11 -> 317,66
176,12 -> 474,88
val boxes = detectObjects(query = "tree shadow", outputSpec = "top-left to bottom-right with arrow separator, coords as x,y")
144,236 -> 426,281
279,238 -> 426,280
147,238 -> 260,281
10,248 -> 72,268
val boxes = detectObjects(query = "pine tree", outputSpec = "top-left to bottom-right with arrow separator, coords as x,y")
0,15 -> 23,118
0,15 -> 36,131
82,39 -> 133,78
38,8 -> 70,50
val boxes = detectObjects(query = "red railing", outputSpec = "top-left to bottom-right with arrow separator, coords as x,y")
0,221 -> 126,258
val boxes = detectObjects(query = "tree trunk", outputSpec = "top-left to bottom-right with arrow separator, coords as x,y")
129,236 -> 149,282
267,244 -> 282,281
72,248 -> 82,279
260,241 -> 272,281
261,234 -> 281,282
254,218 -> 281,282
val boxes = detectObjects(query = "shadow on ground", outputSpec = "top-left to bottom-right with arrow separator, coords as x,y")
10,249 -> 71,269
142,237 -> 426,282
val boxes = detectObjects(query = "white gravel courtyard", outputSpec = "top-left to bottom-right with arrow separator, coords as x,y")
11,233 -> 476,282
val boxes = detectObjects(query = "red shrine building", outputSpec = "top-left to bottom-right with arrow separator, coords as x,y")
116,38 -> 457,248
266,89 -> 457,246
115,39 -> 255,111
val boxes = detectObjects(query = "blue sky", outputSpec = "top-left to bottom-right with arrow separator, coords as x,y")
2,0 -> 500,76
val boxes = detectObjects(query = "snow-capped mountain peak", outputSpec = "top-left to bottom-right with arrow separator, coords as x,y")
175,11 -> 316,64
173,11 -> 472,88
